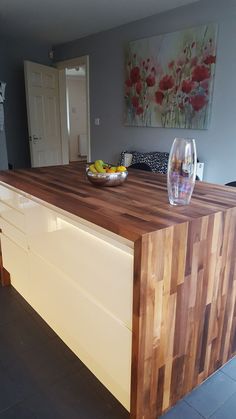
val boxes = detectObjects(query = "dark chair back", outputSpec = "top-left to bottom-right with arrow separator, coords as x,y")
225,181 -> 236,187
129,162 -> 152,172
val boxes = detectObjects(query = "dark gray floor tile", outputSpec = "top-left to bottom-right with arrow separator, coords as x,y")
0,285 -> 19,303
102,406 -> 129,419
0,313 -> 52,367
50,335 -> 81,363
185,371 -> 236,418
15,296 -> 56,339
210,392 -> 236,419
161,400 -> 203,419
0,392 -> 65,419
0,300 -> 26,327
0,368 -> 30,413
0,311 -> 36,368
5,337 -> 83,395
221,357 -> 236,381
44,366 -> 118,419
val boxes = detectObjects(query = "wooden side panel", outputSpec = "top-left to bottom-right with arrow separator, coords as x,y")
131,208 -> 236,419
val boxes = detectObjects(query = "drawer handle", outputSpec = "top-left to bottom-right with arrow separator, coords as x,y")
0,228 -> 2,233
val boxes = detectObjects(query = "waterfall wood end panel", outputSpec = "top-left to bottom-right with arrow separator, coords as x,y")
132,209 -> 236,418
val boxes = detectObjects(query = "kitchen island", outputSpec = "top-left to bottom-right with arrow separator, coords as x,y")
0,163 -> 236,419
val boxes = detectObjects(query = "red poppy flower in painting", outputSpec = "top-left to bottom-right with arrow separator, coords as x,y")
159,75 -> 174,91
192,65 -> 210,82
181,80 -> 194,94
131,96 -> 139,108
125,79 -> 132,88
190,94 -> 208,111
155,90 -> 164,105
125,23 -> 217,129
135,80 -> 142,95
136,106 -> 144,115
146,75 -> 155,87
130,67 -> 140,84
203,55 -> 216,65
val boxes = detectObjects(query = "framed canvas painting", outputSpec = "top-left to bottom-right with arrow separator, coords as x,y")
124,24 -> 218,129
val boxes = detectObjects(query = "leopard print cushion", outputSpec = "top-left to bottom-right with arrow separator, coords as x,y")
131,151 -> 169,174
119,150 -> 135,166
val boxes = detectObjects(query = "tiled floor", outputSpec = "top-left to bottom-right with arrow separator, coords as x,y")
0,285 -> 128,419
1,284 -> 236,419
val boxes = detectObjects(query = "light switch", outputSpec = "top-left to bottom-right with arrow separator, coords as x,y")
95,118 -> 100,126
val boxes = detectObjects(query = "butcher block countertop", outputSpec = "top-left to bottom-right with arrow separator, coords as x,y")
1,163 -> 236,419
0,163 -> 236,243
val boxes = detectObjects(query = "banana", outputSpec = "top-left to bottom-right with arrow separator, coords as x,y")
94,160 -> 106,173
89,164 -> 97,173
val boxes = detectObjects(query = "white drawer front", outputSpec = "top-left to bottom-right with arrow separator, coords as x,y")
1,233 -> 29,299
0,218 -> 28,250
0,183 -> 28,213
0,201 -> 25,232
27,252 -> 131,411
26,202 -> 134,329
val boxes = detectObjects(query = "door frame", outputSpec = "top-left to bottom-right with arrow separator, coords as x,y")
56,56 -> 91,162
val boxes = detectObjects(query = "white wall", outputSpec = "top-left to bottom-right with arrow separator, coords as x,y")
66,76 -> 87,161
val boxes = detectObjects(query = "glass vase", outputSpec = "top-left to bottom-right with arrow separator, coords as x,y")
167,138 -> 197,206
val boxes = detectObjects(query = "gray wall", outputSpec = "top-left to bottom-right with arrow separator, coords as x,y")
55,0 -> 236,184
0,35 -> 52,168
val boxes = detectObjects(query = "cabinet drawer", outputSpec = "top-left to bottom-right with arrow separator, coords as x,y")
26,202 -> 134,329
0,218 -> 28,250
27,252 -> 131,411
0,183 -> 28,213
0,201 -> 25,232
0,233 -> 29,299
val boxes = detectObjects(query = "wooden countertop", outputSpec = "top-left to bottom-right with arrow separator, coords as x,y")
0,163 -> 236,242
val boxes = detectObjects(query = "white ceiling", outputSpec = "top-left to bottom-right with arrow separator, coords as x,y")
0,0 -> 199,45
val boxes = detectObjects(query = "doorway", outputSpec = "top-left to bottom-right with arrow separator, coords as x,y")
66,66 -> 87,162
57,56 -> 91,163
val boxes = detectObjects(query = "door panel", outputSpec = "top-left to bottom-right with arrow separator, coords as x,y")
24,61 -> 63,168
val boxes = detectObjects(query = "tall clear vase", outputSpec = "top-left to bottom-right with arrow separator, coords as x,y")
167,138 -> 197,205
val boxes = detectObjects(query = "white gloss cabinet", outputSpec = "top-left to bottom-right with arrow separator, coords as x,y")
0,182 -> 134,411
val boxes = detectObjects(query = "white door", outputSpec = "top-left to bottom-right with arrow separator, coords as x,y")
24,61 -> 63,167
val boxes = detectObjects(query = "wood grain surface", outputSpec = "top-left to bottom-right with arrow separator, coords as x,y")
132,209 -> 236,418
0,164 -> 236,242
1,163 -> 236,418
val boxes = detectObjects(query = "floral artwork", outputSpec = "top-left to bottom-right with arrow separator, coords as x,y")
124,24 -> 218,129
